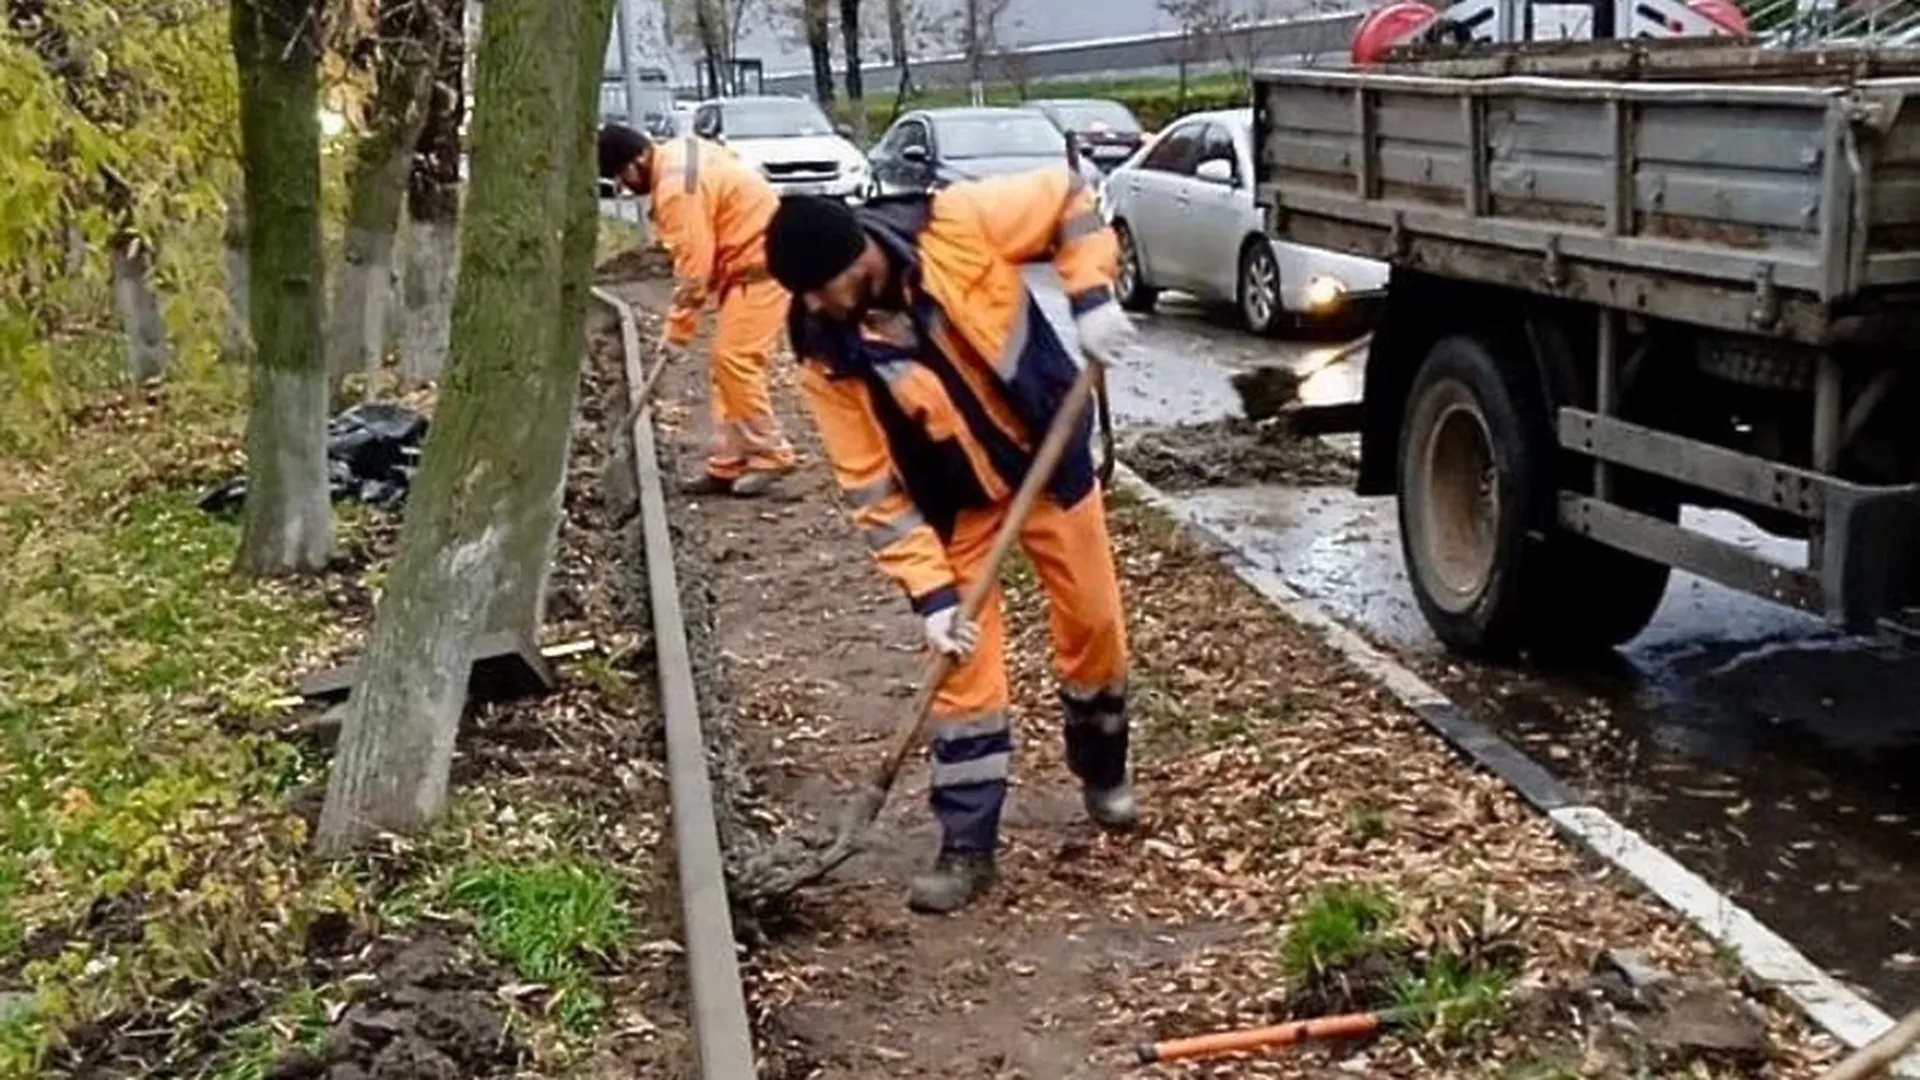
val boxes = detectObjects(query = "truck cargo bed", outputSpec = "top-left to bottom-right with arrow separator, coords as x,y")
1252,49 -> 1920,344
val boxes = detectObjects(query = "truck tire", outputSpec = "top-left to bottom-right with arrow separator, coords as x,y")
1398,332 -> 1673,659
1397,333 -> 1546,658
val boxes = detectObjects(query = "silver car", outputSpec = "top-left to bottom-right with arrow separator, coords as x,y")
1103,107 -> 1388,336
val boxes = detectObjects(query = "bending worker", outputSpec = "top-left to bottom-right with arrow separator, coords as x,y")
598,123 -> 798,496
763,172 -> 1140,914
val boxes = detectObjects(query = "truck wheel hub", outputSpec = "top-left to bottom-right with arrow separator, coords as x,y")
1419,398 -> 1499,609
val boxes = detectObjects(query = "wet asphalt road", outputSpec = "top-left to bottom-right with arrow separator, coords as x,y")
1025,268 -> 1920,1014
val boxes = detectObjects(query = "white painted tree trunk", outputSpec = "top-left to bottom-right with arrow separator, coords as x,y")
232,0 -> 334,577
112,238 -> 171,382
400,217 -> 458,385
241,363 -> 334,571
222,194 -> 253,365
315,0 -> 600,852
325,221 -> 401,388
317,523 -> 504,842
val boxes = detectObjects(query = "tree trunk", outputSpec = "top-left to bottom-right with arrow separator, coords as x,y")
100,161 -> 170,383
326,0 -> 445,400
695,0 -> 725,96
232,0 -> 333,577
804,0 -> 834,107
316,0 -> 590,853
402,0 -> 466,387
485,0 -> 614,639
222,186 -> 253,366
111,233 -> 170,382
965,0 -> 984,104
886,0 -> 911,97
839,0 -> 866,142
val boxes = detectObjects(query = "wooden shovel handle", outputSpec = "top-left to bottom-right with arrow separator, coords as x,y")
1817,1008 -> 1920,1080
862,358 -> 1105,793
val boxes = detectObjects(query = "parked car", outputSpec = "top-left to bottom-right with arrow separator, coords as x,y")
1025,97 -> 1146,174
689,94 -> 869,201
1103,107 -> 1388,335
867,106 -> 1107,199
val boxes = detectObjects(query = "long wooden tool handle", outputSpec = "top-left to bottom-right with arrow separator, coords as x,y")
1136,1008 -> 1397,1064
1817,1008 -> 1920,1080
1094,362 -> 1117,487
863,358 -> 1105,792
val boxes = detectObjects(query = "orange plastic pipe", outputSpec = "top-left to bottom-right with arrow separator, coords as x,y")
1135,1008 -> 1403,1065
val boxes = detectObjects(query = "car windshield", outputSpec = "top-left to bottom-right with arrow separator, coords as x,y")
1045,100 -> 1140,133
723,99 -> 835,139
933,114 -> 1066,159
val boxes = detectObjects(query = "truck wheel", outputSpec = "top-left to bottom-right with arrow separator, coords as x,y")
1399,332 -> 1674,659
1397,333 -> 1549,659
1114,221 -> 1158,313
1536,477 -> 1675,653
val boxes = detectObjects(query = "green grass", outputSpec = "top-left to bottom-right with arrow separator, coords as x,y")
1278,883 -> 1399,982
448,858 -> 629,1035
1388,951 -> 1514,1046
1345,800 -> 1393,844
0,339 -> 364,1067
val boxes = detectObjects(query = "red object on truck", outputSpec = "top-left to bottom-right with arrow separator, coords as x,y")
1351,0 -> 1443,64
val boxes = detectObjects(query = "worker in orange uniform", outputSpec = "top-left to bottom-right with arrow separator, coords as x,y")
598,124 -> 798,495
763,172 -> 1141,914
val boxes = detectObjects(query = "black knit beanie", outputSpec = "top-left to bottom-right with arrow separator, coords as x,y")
598,124 -> 652,181
765,195 -> 868,294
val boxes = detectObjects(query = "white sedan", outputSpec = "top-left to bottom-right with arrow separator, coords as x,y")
1103,107 -> 1387,336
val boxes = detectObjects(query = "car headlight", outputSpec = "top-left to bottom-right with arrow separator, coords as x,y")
1305,275 -> 1346,310
845,157 -> 869,175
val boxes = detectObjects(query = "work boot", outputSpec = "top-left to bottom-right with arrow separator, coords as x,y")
729,463 -> 795,497
1082,779 -> 1139,832
907,849 -> 996,914
1063,688 -> 1138,832
679,472 -> 737,497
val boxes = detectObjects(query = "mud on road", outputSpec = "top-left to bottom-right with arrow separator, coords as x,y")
605,268 -> 1841,1078
1120,418 -> 1357,492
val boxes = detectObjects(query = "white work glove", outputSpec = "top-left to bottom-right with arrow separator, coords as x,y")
1074,300 -> 1137,366
922,607 -> 980,661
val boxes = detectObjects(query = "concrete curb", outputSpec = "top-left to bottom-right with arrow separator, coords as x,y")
1109,462 -> 1920,1075
591,287 -> 758,1079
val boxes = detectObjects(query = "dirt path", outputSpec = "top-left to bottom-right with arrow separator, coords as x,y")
605,270 -> 1839,1079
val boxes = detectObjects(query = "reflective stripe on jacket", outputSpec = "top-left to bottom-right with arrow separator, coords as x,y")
791,164 -> 1119,615
649,136 -> 779,344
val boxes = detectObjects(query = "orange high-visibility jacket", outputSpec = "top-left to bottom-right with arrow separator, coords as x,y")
789,165 -> 1117,615
649,136 -> 779,345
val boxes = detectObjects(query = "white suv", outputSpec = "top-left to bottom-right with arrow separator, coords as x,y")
690,95 -> 870,203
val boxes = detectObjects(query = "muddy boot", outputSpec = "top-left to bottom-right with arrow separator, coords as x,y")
679,472 -> 737,496
1064,688 -> 1138,832
729,464 -> 795,498
907,849 -> 996,914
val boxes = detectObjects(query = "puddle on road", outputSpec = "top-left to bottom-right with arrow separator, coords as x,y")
1170,483 -> 1920,1012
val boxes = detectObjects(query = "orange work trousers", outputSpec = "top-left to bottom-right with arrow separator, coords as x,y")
925,485 -> 1129,851
705,276 -> 798,482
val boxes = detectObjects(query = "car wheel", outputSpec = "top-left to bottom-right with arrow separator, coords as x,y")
1114,221 -> 1158,313
1238,240 -> 1286,338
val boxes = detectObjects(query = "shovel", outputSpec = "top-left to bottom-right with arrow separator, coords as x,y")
737,355 -> 1108,900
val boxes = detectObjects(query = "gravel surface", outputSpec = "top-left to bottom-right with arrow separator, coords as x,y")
603,267 -> 1843,1079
